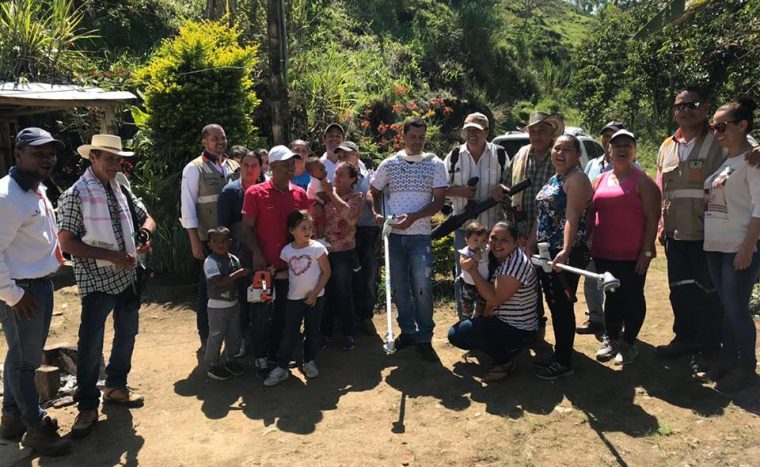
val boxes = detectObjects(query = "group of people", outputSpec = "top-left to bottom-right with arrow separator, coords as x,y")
1,87 -> 759,457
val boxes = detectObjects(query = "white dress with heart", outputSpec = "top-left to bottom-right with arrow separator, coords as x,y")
280,240 -> 329,300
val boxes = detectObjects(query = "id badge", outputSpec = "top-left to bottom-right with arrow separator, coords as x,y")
688,160 -> 704,183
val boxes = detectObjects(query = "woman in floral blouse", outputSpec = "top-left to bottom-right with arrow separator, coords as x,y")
318,162 -> 364,350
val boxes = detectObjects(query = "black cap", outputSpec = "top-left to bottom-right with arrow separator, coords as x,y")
14,127 -> 64,149
323,123 -> 345,137
600,121 -> 625,135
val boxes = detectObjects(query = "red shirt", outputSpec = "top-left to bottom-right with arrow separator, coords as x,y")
242,179 -> 311,270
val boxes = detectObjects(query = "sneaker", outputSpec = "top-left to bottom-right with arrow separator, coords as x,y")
0,413 -> 26,440
103,386 -> 145,407
595,337 -> 617,362
302,360 -> 319,379
533,356 -> 556,369
70,409 -> 98,439
416,342 -> 440,363
207,365 -> 233,381
263,367 -> 289,387
613,341 -> 638,366
224,360 -> 245,377
341,336 -> 356,351
536,360 -> 574,381
359,318 -> 377,336
576,320 -> 604,335
655,337 -> 697,359
715,365 -> 757,393
233,341 -> 247,359
21,416 -> 71,457
394,333 -> 416,352
254,357 -> 271,379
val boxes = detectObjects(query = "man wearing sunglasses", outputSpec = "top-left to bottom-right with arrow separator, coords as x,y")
655,87 -> 726,365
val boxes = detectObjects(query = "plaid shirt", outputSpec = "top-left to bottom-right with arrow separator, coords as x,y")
58,182 -> 148,297
506,146 -> 555,237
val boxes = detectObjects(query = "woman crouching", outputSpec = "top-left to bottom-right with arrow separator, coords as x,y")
448,221 -> 538,382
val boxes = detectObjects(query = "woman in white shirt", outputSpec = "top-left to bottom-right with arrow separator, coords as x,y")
702,98 -> 759,393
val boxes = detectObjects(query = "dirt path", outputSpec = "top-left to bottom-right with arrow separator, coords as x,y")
1,251 -> 759,466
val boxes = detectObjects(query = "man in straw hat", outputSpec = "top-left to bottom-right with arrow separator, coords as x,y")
58,134 -> 156,438
0,128 -> 70,456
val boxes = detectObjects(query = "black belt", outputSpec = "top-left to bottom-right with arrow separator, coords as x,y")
13,276 -> 53,287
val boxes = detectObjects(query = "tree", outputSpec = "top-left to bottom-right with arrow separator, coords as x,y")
204,0 -> 236,21
267,0 -> 288,144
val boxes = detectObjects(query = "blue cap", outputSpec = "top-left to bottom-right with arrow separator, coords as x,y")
14,127 -> 64,149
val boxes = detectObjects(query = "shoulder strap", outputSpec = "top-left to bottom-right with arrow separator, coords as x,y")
496,146 -> 507,175
448,146 -> 460,184
119,184 -> 140,230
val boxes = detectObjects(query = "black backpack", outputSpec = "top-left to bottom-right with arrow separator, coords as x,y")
447,144 -> 507,184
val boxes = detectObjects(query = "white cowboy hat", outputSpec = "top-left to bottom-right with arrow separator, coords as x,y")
77,134 -> 134,159
519,111 -> 565,139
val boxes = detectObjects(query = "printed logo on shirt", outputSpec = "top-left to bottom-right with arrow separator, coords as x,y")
289,255 -> 312,276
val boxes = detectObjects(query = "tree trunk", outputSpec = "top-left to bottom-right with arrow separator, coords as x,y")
205,0 -> 237,21
267,0 -> 289,145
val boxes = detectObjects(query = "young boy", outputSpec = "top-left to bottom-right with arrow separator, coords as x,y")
457,221 -> 489,322
204,226 -> 249,381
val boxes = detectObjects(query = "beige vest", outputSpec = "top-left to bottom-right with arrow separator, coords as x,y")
191,155 -> 239,241
657,130 -> 725,241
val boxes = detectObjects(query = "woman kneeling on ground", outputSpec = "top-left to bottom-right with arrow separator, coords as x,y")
448,221 -> 538,381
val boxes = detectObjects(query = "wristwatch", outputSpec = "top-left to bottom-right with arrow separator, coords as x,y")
642,251 -> 653,258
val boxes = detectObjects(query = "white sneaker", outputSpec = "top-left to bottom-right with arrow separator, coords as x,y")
263,367 -> 289,387
595,336 -> 616,362
302,361 -> 319,379
614,342 -> 638,366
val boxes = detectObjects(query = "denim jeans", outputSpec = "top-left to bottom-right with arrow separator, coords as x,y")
706,249 -> 760,367
664,237 -> 724,352
583,259 -> 605,324
353,226 -> 380,320
388,234 -> 435,343
277,297 -> 324,369
448,316 -> 532,364
75,287 -> 140,411
1,279 -> 53,427
323,250 -> 357,338
453,229 -> 466,319
204,304 -> 241,367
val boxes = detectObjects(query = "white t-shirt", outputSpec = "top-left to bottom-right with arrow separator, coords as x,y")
370,152 -> 448,235
457,245 -> 489,285
704,153 -> 760,252
280,240 -> 329,299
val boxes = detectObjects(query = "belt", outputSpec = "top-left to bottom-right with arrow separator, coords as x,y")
13,276 -> 53,287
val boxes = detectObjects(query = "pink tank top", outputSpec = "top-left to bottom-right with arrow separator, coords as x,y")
592,169 -> 645,261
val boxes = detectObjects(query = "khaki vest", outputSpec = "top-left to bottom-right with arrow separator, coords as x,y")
657,130 -> 725,241
191,155 -> 239,241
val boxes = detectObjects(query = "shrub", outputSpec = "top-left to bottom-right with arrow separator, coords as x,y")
131,18 -> 260,279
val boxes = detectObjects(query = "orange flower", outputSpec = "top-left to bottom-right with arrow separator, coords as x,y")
392,103 -> 403,113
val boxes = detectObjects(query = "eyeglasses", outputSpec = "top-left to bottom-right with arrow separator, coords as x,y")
709,121 -> 739,134
674,101 -> 702,112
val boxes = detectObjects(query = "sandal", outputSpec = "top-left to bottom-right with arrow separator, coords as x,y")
484,361 -> 516,382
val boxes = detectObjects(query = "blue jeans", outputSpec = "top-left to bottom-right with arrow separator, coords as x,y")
1,279 -> 53,427
75,287 -> 140,411
277,297 -> 324,369
388,234 -> 435,343
323,250 -> 357,338
706,249 -> 760,367
448,316 -> 532,364
583,259 -> 605,324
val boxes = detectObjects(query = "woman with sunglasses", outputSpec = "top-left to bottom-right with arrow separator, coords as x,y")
701,98 -> 759,392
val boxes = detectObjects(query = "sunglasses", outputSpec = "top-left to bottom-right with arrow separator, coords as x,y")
709,121 -> 739,134
674,101 -> 702,112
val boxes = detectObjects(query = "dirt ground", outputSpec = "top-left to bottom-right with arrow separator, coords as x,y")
1,249 -> 759,466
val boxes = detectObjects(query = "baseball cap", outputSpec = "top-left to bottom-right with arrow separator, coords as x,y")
268,145 -> 299,164
600,121 -> 626,135
14,127 -> 64,149
462,112 -> 489,131
335,141 -> 359,153
323,123 -> 345,137
610,129 -> 636,143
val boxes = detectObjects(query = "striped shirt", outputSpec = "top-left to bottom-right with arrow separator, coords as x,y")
491,248 -> 538,331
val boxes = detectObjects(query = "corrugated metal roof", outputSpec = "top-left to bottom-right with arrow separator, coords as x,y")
0,81 -> 136,104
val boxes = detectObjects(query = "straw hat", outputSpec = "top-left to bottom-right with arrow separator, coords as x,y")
519,111 -> 565,138
77,134 -> 134,159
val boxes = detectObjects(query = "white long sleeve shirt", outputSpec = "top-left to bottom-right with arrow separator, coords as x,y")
0,171 -> 61,306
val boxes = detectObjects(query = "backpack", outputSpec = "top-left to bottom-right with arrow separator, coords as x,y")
447,144 -> 507,184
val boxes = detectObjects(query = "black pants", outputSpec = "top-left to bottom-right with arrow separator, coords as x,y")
322,250 -> 357,338
353,226 -> 380,320
538,246 -> 589,368
595,258 -> 646,345
277,297 -> 324,369
664,237 -> 723,352
196,244 -> 210,346
251,279 -> 288,361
